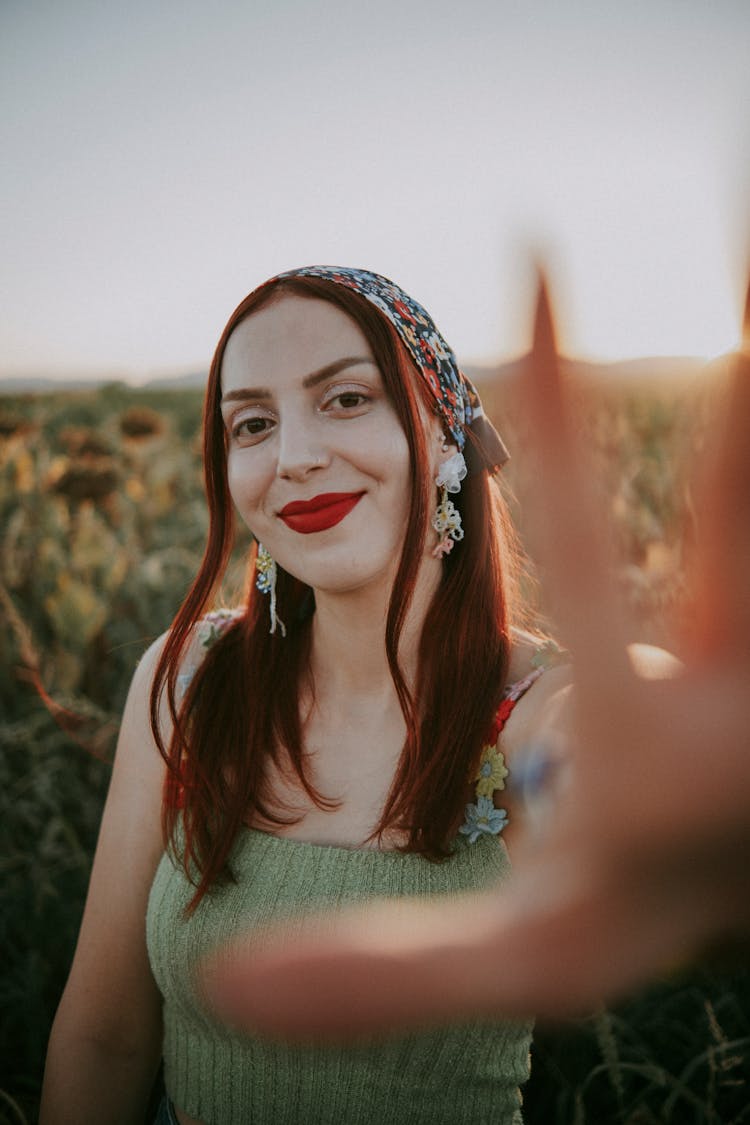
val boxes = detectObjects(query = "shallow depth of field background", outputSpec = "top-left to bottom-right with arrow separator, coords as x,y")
1,363 -> 749,1124
4,0 -> 750,1119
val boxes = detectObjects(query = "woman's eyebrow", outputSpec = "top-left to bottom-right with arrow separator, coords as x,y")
301,355 -> 374,389
221,356 -> 375,405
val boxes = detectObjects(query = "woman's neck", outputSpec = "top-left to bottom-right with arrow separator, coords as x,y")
309,560 -> 441,702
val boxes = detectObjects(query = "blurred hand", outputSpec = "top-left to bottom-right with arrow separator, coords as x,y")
201,270 -> 750,1039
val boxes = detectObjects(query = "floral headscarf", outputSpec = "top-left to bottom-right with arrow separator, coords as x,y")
267,265 -> 510,473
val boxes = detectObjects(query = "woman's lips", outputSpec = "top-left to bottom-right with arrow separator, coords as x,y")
278,492 -> 365,534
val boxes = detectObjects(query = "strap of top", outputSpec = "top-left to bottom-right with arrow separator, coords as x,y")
458,639 -> 569,843
176,608 -> 242,700
173,618 -> 567,841
167,610 -> 243,810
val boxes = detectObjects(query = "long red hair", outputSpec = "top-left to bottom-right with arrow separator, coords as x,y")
151,276 -> 521,910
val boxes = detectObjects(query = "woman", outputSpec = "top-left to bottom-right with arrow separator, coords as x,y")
40,266 -> 572,1124
199,274 -> 750,1040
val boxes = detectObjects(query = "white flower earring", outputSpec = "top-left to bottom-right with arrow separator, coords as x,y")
432,450 -> 467,558
255,543 -> 286,636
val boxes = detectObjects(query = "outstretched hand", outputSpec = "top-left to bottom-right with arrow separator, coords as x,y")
201,271 -> 750,1039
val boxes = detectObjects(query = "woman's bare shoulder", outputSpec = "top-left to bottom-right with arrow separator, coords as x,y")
507,628 -> 572,687
172,607 -> 244,700
501,629 -> 573,751
503,633 -> 681,754
123,614 -> 220,748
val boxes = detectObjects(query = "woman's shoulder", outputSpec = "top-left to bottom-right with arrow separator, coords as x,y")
131,608 -> 244,713
194,607 -> 244,647
507,630 -> 680,687
175,607 -> 244,698
507,628 -> 572,692
459,632 -> 573,844
497,629 -> 574,751
500,632 -> 681,751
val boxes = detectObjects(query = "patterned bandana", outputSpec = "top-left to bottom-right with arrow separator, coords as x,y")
266,265 -> 510,473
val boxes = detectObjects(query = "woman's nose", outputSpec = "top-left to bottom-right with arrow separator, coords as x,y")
275,417 -> 331,481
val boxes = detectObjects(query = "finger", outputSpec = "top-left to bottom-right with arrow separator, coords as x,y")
690,270 -> 750,658
201,894 -> 518,1041
200,884 -> 594,1040
521,269 -> 630,690
199,849 -> 715,1039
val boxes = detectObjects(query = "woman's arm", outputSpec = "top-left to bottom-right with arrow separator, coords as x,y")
39,636 -> 170,1124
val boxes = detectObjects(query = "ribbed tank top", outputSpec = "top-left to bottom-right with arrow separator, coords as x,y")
146,827 -> 532,1124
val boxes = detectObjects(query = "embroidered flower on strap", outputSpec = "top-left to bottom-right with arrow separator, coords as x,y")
459,665 -> 549,843
177,610 -> 242,700
459,797 -> 509,844
475,743 -> 509,799
198,608 -> 241,649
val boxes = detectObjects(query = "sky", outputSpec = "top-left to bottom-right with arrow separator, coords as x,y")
1,0 -> 749,381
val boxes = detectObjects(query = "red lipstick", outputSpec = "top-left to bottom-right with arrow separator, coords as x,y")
279,492 -> 364,534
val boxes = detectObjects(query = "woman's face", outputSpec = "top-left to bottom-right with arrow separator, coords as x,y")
220,294 -> 428,596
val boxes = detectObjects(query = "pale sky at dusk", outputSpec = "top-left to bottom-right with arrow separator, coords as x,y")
2,0 -> 749,381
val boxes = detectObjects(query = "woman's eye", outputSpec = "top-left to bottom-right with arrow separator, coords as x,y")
326,389 -> 370,411
230,415 -> 273,442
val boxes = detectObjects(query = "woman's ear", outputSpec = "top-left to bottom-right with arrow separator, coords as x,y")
427,415 -> 459,480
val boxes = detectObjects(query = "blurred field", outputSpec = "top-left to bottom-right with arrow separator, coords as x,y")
1,371 -> 748,1123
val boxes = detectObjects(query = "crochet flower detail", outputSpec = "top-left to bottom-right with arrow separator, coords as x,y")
475,744 -> 509,799
435,451 -> 467,494
459,796 -> 509,844
254,548 -> 277,596
433,536 -> 454,559
431,491 -> 465,560
199,609 -> 240,649
432,495 -> 464,541
177,610 -> 241,702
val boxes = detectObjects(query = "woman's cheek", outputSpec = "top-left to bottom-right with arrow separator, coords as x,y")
227,452 -> 264,522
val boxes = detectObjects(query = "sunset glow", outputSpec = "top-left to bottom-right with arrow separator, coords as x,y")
1,1 -> 748,381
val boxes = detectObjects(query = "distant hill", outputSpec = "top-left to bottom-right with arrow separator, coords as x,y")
0,375 -> 110,394
0,370 -> 207,394
0,355 -> 734,396
465,353 -> 726,392
140,370 -> 207,390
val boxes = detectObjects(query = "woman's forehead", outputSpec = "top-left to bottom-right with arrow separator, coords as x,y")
221,295 -> 376,392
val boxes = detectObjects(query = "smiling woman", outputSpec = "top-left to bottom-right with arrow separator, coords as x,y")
40,266 -> 567,1125
220,295 -> 413,598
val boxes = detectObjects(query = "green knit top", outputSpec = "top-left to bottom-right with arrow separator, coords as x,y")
146,826 -> 532,1124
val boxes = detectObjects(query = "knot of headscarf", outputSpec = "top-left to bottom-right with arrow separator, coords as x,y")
271,265 -> 509,474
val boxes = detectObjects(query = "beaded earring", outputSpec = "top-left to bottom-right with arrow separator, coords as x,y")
255,543 -> 286,636
432,450 -> 467,558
